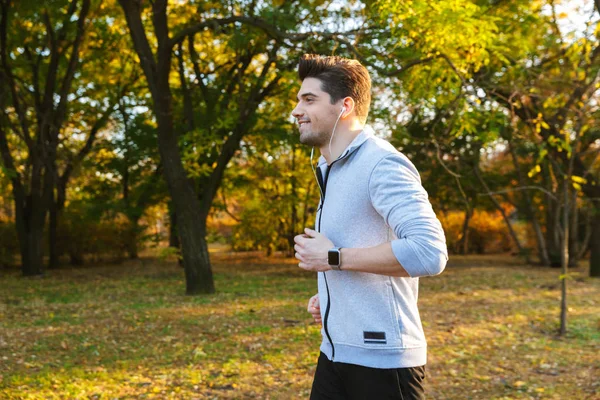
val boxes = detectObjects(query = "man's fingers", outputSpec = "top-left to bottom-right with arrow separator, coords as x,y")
312,296 -> 319,307
307,295 -> 319,312
304,227 -> 317,238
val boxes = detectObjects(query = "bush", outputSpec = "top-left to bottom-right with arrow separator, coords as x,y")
229,199 -> 290,256
439,209 -> 533,254
60,206 -> 132,263
0,220 -> 19,268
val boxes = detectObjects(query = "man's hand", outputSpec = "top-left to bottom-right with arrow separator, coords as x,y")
294,228 -> 334,272
307,293 -> 321,326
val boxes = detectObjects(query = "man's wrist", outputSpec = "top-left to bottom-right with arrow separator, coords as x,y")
328,247 -> 342,270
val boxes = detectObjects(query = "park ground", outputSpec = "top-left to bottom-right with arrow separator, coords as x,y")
0,251 -> 599,399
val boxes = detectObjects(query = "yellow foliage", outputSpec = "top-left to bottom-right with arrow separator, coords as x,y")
439,208 -> 534,254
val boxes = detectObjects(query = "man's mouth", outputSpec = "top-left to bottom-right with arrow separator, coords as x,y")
298,120 -> 311,128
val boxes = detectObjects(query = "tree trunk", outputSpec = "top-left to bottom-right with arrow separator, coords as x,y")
473,165 -> 527,261
168,201 -> 183,266
302,178 -> 314,231
119,0 -> 214,294
156,112 -> 214,293
48,170 -> 69,270
288,146 -> 298,256
169,204 -> 180,249
508,141 -> 549,264
568,191 -> 579,267
542,161 -> 561,267
69,252 -> 84,266
15,192 -> 48,276
590,210 -> 600,277
576,208 -> 592,261
559,178 -> 569,336
48,193 -> 59,269
459,207 -> 472,254
127,218 -> 139,259
22,224 -> 45,276
16,220 -> 42,276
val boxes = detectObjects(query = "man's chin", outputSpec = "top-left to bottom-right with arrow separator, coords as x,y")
299,132 -> 323,147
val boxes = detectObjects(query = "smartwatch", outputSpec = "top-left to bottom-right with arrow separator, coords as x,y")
328,247 -> 342,270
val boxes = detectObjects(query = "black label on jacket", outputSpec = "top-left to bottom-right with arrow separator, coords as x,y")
363,331 -> 387,344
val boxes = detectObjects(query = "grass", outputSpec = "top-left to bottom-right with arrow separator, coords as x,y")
0,252 -> 599,399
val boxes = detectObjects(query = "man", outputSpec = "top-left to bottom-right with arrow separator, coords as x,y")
292,54 -> 448,399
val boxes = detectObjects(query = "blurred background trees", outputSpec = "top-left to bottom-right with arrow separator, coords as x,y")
1,0 -> 598,292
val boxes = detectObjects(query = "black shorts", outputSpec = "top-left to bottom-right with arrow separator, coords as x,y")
310,352 -> 426,400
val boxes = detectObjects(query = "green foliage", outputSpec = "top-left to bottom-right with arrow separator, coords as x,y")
223,144 -> 316,255
368,0 -> 599,265
231,198 -> 288,254
1,0 -> 598,266
59,202 -> 133,262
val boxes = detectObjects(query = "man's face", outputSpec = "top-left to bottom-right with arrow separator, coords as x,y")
292,77 -> 340,147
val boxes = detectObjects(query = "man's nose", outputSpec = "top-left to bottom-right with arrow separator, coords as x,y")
291,106 -> 303,119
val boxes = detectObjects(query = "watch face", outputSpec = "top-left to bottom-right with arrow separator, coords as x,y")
328,249 -> 340,265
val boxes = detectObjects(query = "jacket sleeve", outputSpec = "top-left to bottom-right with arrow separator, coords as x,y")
368,153 -> 448,277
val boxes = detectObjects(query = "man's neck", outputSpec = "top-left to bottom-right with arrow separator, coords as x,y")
320,121 -> 365,165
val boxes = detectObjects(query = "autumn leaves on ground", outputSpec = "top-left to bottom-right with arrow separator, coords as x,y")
1,253 -> 598,400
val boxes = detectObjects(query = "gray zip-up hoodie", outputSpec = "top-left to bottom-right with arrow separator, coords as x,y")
315,125 -> 448,369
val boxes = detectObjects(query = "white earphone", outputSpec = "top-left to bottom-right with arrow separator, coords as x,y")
310,104 -> 347,202
328,105 -> 345,160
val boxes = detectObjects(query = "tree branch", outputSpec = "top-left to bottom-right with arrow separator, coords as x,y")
177,41 -> 194,132
169,16 -> 297,49
187,34 -> 210,103
0,0 -> 33,146
332,33 -> 436,77
550,43 -> 600,128
478,186 -> 558,201
0,123 -> 25,201
201,51 -> 283,214
54,0 -> 91,138
118,0 -> 159,95
22,45 -> 42,113
219,188 -> 240,223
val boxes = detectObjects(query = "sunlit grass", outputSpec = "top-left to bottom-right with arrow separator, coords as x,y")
0,253 -> 598,399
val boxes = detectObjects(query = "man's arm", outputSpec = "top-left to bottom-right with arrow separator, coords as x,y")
294,152 -> 448,278
294,228 -> 409,277
341,242 -> 409,277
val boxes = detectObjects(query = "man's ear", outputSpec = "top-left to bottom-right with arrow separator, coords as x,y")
341,97 -> 356,115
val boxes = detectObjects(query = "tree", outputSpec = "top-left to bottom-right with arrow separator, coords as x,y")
116,0 -> 348,293
474,0 -> 600,275
47,4 -> 140,268
370,0 -> 600,274
0,0 -> 92,275
113,100 -> 166,259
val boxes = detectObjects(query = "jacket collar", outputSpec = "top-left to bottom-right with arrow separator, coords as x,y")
317,125 -> 374,168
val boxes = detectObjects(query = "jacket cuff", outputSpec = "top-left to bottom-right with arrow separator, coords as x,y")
391,239 -> 447,277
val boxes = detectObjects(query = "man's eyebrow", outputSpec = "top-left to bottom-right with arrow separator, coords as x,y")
297,92 -> 319,100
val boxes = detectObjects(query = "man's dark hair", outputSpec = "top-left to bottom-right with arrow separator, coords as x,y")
298,54 -> 371,123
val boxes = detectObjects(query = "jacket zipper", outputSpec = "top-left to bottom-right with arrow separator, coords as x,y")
316,161 -> 338,360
